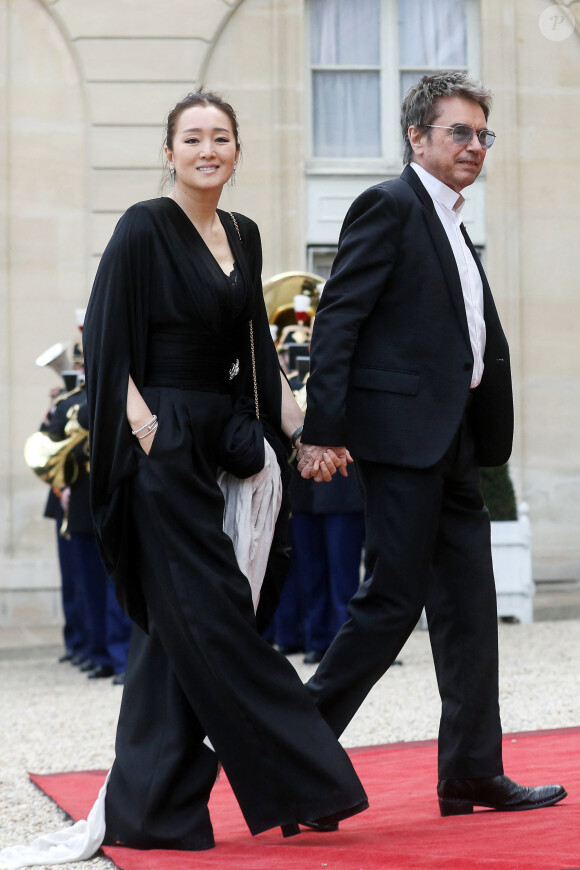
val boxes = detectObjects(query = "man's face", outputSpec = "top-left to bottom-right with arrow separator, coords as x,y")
409,96 -> 488,193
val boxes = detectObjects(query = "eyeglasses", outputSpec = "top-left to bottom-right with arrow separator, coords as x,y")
425,124 -> 496,150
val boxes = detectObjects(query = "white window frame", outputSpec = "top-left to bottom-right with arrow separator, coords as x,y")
305,0 -> 481,178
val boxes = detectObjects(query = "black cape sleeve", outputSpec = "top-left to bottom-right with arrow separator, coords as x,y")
83,204 -> 153,629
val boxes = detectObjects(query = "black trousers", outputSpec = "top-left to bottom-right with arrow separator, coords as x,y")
104,387 -> 367,849
307,414 -> 504,780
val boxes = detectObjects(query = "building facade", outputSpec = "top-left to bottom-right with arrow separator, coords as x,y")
1,0 -> 579,625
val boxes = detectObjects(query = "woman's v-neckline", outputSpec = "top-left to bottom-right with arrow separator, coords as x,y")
163,197 -> 236,277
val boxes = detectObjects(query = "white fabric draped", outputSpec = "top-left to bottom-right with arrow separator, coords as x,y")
218,438 -> 283,612
0,447 -> 282,868
0,773 -> 110,869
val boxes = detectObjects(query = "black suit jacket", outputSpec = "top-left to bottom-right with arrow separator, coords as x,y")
302,165 -> 513,469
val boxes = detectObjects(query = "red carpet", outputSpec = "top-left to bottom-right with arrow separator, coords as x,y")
30,728 -> 580,870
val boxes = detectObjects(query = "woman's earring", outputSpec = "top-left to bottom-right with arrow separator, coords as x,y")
230,164 -> 237,187
169,165 -> 175,187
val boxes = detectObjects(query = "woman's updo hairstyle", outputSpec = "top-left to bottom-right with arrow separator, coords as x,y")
165,89 -> 241,151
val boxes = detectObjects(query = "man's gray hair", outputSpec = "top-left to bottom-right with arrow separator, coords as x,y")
401,71 -> 493,165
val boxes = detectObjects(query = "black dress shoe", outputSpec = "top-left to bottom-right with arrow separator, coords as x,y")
303,649 -> 326,664
281,820 -> 339,837
58,652 -> 73,663
280,798 -> 368,837
70,654 -> 88,667
437,775 -> 567,816
87,664 -> 115,679
79,659 -> 96,672
112,671 -> 125,686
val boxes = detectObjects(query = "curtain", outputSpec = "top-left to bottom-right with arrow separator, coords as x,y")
310,0 -> 380,64
399,0 -> 467,100
312,71 -> 381,158
311,0 -> 381,157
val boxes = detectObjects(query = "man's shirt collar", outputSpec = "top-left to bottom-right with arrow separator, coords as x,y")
410,162 -> 465,214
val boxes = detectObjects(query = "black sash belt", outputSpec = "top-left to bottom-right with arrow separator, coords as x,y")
144,330 -> 238,392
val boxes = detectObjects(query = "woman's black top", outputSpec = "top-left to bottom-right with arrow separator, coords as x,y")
83,199 -> 283,628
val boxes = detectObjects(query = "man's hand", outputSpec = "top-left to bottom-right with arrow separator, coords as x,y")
297,442 -> 353,482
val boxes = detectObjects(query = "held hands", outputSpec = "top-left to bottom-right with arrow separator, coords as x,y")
296,441 -> 353,482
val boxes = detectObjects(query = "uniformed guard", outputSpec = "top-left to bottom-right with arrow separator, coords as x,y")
36,326 -> 132,682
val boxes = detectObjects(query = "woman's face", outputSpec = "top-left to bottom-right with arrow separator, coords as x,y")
165,104 -> 240,194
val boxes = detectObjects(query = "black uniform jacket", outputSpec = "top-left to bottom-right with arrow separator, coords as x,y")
83,198 -> 284,629
42,386 -> 93,535
302,165 -> 513,469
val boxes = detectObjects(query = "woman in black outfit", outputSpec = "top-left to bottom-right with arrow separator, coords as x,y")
83,90 -> 368,851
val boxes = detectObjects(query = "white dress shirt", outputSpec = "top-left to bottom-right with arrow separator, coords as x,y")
410,162 -> 486,388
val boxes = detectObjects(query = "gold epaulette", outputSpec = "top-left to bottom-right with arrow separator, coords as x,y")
51,382 -> 85,407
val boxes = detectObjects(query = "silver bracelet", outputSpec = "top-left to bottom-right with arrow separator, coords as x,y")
131,415 -> 157,436
135,421 -> 158,440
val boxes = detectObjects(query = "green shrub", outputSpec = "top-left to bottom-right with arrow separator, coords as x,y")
480,464 -> 518,521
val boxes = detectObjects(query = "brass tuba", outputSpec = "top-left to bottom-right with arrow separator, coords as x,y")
24,404 -> 88,491
263,271 -> 325,332
263,271 -> 324,379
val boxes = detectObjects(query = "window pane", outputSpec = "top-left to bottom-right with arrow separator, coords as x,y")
311,0 -> 380,65
398,0 -> 467,67
312,71 -> 381,158
309,247 -> 337,280
400,70 -> 423,103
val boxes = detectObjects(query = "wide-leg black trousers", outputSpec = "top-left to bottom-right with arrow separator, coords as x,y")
307,413 -> 504,780
104,387 -> 367,849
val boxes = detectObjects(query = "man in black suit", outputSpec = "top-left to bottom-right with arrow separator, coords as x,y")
297,72 -> 566,815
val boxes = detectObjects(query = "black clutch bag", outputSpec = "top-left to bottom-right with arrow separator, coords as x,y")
218,394 -> 265,479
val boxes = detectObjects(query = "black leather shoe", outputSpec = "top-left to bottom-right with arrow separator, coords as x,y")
112,671 -> 125,686
58,652 -> 73,663
302,820 -> 339,833
79,659 -> 96,672
437,775 -> 567,816
281,820 -> 339,837
280,799 -> 368,837
87,664 -> 115,679
71,654 -> 88,667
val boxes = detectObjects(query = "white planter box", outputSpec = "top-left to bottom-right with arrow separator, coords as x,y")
491,502 -> 534,623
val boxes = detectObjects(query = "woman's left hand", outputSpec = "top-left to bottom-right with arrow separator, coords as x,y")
297,443 -> 352,482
